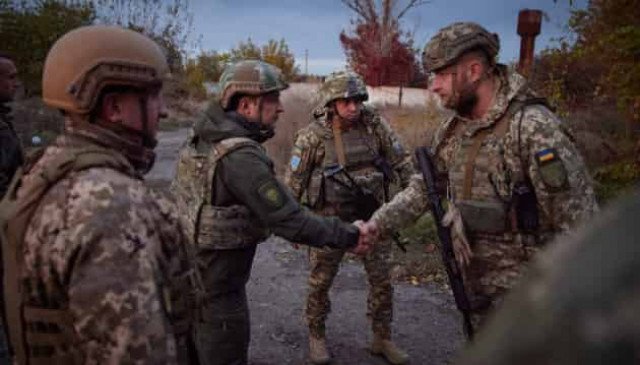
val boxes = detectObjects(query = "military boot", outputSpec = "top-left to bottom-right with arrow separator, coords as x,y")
309,335 -> 331,364
370,335 -> 409,365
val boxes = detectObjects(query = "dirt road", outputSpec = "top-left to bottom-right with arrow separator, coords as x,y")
147,128 -> 464,364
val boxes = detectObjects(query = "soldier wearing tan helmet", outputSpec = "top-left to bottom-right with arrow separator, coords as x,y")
361,21 -> 598,334
0,25 -> 200,364
171,61 -> 374,365
284,71 -> 413,365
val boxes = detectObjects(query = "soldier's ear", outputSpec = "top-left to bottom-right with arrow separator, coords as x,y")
100,92 -> 125,124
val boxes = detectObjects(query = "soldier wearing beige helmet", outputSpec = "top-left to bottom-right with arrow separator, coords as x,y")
0,25 -> 200,364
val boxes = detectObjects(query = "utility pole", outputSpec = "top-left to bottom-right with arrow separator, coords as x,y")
305,49 -> 308,76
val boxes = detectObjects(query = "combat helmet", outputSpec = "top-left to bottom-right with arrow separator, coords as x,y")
422,22 -> 500,73
316,70 -> 368,108
43,25 -> 169,114
218,60 -> 289,110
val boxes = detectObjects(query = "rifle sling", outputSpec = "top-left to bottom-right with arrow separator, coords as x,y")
332,120 -> 347,167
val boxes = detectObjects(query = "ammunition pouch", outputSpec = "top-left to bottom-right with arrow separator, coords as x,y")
21,306 -> 83,364
335,189 -> 380,222
457,200 -> 509,234
196,204 -> 268,250
512,180 -> 539,233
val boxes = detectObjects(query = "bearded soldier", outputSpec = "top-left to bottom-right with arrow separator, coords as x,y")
363,22 -> 598,334
284,71 -> 413,365
0,26 -> 199,364
171,60 -> 372,365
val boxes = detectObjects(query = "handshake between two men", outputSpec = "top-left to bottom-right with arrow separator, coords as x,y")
350,220 -> 380,255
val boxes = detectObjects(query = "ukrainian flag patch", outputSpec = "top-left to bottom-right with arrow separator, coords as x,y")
535,148 -> 568,190
536,148 -> 556,163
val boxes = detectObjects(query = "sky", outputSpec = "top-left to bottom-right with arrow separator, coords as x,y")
188,0 -> 588,76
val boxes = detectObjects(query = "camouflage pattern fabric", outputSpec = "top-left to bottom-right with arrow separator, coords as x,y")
285,105 -> 413,203
218,60 -> 289,110
307,240 -> 393,339
371,66 -> 598,331
422,21 -> 500,73
312,70 -> 369,113
16,131 -> 196,364
457,192 -> 640,365
285,104 -> 413,340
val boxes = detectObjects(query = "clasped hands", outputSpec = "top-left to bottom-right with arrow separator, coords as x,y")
349,220 -> 379,255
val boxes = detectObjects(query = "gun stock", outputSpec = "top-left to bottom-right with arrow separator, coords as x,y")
415,147 -> 474,340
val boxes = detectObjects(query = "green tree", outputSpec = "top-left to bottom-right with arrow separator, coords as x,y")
227,37 -> 300,80
90,0 -> 194,70
534,0 -> 640,135
184,51 -> 228,99
0,0 -> 96,94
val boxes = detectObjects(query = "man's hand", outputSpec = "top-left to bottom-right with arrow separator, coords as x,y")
350,220 -> 377,255
442,203 -> 473,267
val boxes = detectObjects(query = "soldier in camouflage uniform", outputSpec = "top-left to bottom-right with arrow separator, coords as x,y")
284,71 -> 413,365
0,26 -> 199,364
364,22 -> 598,334
171,61 -> 372,365
457,192 -> 640,365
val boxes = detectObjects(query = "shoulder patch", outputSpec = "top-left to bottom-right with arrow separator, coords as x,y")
290,145 -> 303,172
535,148 -> 568,190
257,180 -> 285,209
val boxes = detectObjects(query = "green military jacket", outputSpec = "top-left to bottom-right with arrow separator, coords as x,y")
175,101 -> 359,250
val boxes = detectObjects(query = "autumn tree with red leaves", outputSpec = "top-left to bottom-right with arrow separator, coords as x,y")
339,0 -> 427,87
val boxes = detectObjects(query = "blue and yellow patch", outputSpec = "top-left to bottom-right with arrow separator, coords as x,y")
535,148 -> 568,190
536,148 -> 556,163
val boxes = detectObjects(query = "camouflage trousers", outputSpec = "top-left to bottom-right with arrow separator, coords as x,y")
306,239 -> 393,339
463,234 -> 540,332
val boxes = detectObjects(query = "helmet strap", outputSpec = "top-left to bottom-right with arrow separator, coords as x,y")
137,94 -> 158,149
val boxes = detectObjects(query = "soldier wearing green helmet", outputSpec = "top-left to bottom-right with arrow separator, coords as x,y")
361,21 -> 597,335
285,71 -> 414,364
171,61 -> 374,365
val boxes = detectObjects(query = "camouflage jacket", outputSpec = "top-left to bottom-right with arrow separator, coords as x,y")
371,66 -> 598,240
0,104 -> 23,198
16,131 -> 195,364
284,105 -> 413,213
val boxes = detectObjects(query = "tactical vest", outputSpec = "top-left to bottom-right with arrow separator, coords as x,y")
172,136 -> 268,250
306,120 -> 385,215
0,142 -> 135,365
436,99 -> 547,235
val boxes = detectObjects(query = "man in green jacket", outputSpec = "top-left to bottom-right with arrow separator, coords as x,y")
171,60 -> 372,365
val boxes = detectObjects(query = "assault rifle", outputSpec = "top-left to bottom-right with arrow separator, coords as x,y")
323,163 -> 380,222
415,147 -> 474,339
324,164 -> 407,252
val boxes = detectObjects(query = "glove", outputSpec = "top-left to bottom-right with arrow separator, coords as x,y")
442,202 -> 473,267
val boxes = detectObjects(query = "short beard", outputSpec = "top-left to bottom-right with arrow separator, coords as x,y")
453,74 -> 479,117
